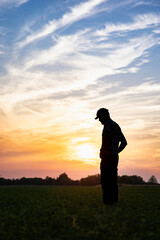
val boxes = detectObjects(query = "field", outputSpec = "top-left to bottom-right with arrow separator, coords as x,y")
0,186 -> 160,240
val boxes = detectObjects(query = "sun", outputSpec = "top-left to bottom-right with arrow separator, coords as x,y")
75,144 -> 97,160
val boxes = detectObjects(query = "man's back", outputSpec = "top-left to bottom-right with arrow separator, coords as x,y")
101,119 -> 126,156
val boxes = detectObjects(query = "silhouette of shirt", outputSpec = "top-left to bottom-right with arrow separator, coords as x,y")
100,119 -> 126,156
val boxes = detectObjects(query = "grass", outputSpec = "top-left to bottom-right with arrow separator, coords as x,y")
0,185 -> 160,240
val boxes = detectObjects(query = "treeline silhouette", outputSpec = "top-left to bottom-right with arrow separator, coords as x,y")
0,173 -> 158,185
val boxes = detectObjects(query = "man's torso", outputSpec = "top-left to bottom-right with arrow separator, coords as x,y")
101,119 -> 123,156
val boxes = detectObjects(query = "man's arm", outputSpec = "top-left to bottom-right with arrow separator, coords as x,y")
118,132 -> 127,153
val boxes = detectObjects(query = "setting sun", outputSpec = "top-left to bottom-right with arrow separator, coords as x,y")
75,144 -> 97,160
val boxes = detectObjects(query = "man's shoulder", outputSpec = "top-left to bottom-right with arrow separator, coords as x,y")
103,119 -> 119,132
108,119 -> 120,128
108,119 -> 123,135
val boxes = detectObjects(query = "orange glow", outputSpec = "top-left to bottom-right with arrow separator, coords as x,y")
0,117 -> 160,182
75,144 -> 97,160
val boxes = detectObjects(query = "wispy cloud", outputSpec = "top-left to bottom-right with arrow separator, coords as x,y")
132,0 -> 154,7
101,81 -> 160,100
21,32 -> 158,85
0,0 -> 29,8
17,0 -> 107,48
2,28 -> 159,115
95,13 -> 160,36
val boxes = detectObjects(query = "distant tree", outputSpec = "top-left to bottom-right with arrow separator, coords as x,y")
147,175 -> 158,185
56,173 -> 72,185
0,177 -> 6,185
44,176 -> 56,185
18,177 -> 44,185
71,180 -> 80,186
80,174 -> 100,186
118,175 -> 145,184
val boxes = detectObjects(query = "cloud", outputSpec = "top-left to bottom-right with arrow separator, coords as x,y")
106,35 -> 158,69
1,25 -> 159,118
22,32 -> 157,82
95,13 -> 160,36
153,30 -> 160,34
101,81 -> 160,100
17,0 -> 107,48
0,0 -> 29,8
132,0 -> 154,7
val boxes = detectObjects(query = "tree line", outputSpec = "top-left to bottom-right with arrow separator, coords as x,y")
0,173 -> 158,186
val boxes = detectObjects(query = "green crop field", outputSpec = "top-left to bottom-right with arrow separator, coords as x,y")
0,185 -> 160,240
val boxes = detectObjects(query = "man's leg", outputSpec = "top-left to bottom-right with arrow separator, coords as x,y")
100,155 -> 119,204
112,155 -> 119,203
100,159 -> 114,204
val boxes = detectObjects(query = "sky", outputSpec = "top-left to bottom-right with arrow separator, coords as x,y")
0,0 -> 160,182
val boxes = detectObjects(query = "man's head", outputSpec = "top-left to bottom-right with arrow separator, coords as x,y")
95,108 -> 110,124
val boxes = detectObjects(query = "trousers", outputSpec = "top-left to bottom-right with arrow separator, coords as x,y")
100,154 -> 119,204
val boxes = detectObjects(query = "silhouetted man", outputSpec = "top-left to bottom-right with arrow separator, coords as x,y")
95,108 -> 127,205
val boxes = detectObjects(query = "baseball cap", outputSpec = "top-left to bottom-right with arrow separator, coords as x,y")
95,108 -> 109,119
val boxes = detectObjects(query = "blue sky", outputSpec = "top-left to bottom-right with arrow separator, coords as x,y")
0,0 -> 160,181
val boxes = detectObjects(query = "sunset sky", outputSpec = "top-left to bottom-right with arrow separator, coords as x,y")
0,0 -> 160,182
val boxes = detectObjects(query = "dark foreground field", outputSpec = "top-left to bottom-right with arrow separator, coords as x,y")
0,186 -> 160,240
